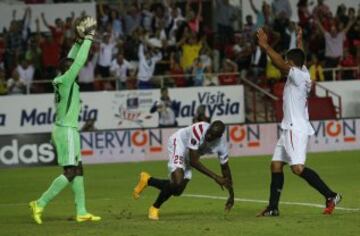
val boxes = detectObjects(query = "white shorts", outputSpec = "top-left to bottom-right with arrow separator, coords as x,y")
167,134 -> 192,180
272,129 -> 309,166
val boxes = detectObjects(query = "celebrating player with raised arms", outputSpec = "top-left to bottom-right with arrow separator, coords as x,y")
29,16 -> 101,224
256,27 -> 341,217
133,120 -> 234,220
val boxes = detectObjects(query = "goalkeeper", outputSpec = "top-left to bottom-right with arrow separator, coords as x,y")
29,16 -> 101,224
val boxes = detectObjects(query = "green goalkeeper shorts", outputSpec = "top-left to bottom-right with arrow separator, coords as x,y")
52,125 -> 81,167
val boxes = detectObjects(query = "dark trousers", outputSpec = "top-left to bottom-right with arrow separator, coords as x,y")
324,57 -> 340,81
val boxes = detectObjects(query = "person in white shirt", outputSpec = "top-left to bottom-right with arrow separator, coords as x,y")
110,53 -> 132,90
7,70 -> 26,95
137,41 -> 162,89
132,120 -> 234,220
97,33 -> 116,78
256,27 -> 341,217
79,52 -> 98,91
16,59 -> 34,93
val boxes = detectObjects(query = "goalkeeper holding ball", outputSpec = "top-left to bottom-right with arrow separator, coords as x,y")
29,16 -> 101,224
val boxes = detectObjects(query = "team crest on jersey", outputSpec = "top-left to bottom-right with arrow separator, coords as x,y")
191,138 -> 197,145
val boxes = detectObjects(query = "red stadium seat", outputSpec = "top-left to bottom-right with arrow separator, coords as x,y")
273,97 -> 337,122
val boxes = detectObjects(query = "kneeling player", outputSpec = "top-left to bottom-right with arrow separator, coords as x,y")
133,120 -> 234,220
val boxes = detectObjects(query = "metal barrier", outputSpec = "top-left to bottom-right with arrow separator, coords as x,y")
323,66 -> 359,81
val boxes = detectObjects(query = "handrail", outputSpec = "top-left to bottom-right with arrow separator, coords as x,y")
313,82 -> 342,119
238,77 -> 278,122
239,77 -> 279,101
322,66 -> 359,81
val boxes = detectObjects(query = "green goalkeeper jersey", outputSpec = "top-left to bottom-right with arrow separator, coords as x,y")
53,39 -> 92,128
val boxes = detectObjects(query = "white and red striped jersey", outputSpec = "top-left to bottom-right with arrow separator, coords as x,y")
173,122 -> 229,164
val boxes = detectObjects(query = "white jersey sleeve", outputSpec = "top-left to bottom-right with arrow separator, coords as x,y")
187,122 -> 209,150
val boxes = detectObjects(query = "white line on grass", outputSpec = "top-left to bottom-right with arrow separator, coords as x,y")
1,195 -> 359,212
182,194 -> 360,212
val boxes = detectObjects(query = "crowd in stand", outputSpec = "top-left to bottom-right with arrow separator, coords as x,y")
0,0 -> 359,95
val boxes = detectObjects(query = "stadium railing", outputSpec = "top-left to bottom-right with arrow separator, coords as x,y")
323,66 -> 359,81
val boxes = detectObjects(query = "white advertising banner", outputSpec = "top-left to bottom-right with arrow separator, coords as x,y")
80,119 -> 360,165
0,86 -> 244,135
1,119 -> 359,167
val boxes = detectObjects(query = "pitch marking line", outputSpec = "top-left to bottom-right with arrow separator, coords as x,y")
0,195 -> 359,212
183,194 -> 360,212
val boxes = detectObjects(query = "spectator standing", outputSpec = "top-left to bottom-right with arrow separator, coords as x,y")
312,0 -> 331,20
308,54 -> 324,81
272,0 -> 292,19
316,17 -> 355,80
4,15 -> 23,78
124,4 -> 141,35
192,57 -> 206,86
137,42 -> 162,89
16,59 -> 34,93
7,70 -> 26,95
250,0 -> 273,29
178,32 -> 203,72
41,13 -> 64,46
186,0 -> 202,34
110,53 -> 132,90
218,59 -> 238,86
216,0 -> 237,45
79,52 -> 98,92
97,33 -> 117,78
169,53 -> 187,87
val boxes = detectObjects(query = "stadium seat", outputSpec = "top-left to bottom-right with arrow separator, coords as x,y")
272,82 -> 285,98
308,97 -> 337,120
273,97 -> 337,121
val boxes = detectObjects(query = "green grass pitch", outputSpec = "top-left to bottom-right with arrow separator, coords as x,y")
0,151 -> 359,236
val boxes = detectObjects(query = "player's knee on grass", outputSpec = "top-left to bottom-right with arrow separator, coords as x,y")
63,166 -> 77,181
291,165 -> 304,176
75,162 -> 84,176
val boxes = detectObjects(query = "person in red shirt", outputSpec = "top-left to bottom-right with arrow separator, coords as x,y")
218,58 -> 238,85
340,49 -> 357,80
186,0 -> 202,34
41,12 -> 64,46
169,53 -> 187,87
36,18 -> 60,81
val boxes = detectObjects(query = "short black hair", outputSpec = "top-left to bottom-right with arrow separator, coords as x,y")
210,120 -> 225,137
286,48 -> 305,67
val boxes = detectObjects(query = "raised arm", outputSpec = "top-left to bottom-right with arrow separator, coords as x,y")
257,28 -> 290,75
63,40 -> 92,84
196,0 -> 202,20
67,42 -> 81,60
41,12 -> 51,29
296,25 -> 303,50
250,0 -> 259,14
343,17 -> 355,34
138,43 -> 146,61
315,18 -> 326,34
